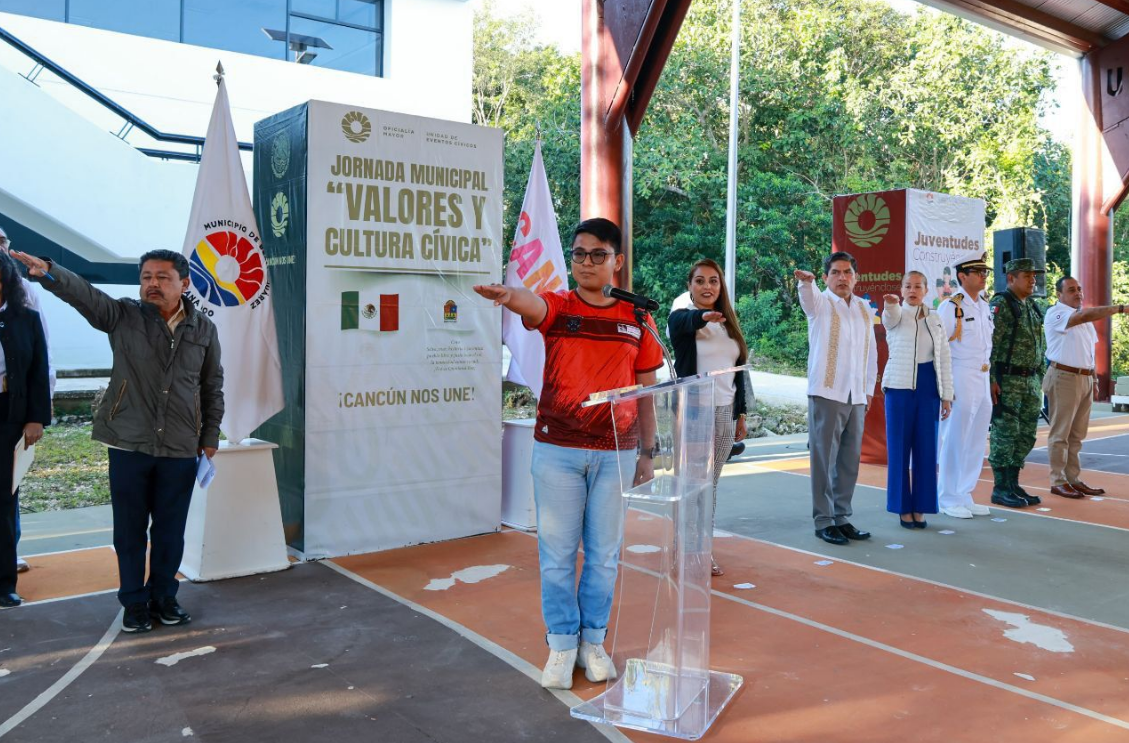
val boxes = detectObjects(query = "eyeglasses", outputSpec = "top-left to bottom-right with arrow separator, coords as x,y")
571,249 -> 614,265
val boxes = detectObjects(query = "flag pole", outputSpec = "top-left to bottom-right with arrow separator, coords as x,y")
723,0 -> 741,298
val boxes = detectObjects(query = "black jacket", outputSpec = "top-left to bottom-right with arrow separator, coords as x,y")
667,308 -> 747,419
39,265 -> 224,458
0,304 -> 51,427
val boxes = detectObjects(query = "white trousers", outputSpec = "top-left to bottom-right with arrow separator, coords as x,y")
938,366 -> 991,509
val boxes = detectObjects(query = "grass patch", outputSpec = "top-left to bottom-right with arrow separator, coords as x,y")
20,421 -> 110,513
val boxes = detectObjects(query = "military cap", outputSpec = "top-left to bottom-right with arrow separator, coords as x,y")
954,252 -> 990,272
1004,257 -> 1046,274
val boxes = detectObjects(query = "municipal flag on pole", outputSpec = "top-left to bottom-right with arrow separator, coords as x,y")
181,65 -> 284,443
503,140 -> 568,398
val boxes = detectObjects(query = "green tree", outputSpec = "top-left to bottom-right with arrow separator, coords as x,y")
475,0 -> 1073,374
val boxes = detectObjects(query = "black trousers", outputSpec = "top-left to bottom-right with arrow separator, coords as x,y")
108,448 -> 196,607
0,393 -> 24,595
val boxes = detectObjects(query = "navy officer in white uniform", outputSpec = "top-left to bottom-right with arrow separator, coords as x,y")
936,253 -> 995,518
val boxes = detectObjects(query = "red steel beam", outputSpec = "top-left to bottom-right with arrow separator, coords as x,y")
1079,52 -> 1114,400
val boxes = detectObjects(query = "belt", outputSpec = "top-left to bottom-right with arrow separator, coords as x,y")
994,363 -> 1039,377
1051,362 -> 1094,376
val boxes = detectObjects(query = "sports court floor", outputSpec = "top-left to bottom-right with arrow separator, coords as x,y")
4,415 -> 1128,742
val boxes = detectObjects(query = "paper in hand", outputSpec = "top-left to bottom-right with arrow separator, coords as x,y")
196,454 -> 216,489
12,435 -> 35,495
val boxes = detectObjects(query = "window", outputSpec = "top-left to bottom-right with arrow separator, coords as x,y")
183,0 -> 287,60
288,16 -> 379,76
0,0 -> 383,76
289,0 -> 382,75
0,0 -> 65,21
69,0 -> 179,42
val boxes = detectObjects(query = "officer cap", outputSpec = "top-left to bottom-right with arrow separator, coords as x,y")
1004,257 -> 1046,274
954,252 -> 990,272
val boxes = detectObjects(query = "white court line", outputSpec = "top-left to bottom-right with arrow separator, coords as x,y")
738,456 -> 1129,533
22,588 -> 118,607
0,609 -> 122,739
20,527 -> 112,542
321,561 -> 632,743
511,523 -> 1129,637
714,590 -> 1129,731
707,529 -> 1129,637
21,545 -> 115,559
973,477 -> 1129,506
349,531 -> 1129,733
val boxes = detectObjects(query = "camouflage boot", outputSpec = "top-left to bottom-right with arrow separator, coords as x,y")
1010,467 -> 1041,506
990,466 -> 1026,508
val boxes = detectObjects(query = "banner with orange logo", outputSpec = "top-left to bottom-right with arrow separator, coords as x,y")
832,189 -> 984,463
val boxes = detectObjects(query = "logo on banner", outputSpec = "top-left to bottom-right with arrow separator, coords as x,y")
341,111 -> 372,143
270,134 -> 290,179
844,194 -> 891,248
270,192 -> 289,238
189,230 -> 267,308
444,300 -> 458,323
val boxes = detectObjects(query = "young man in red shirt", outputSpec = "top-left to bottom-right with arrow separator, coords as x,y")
475,218 -> 662,689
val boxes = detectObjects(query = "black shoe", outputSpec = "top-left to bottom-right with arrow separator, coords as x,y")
122,602 -> 153,633
728,441 -> 746,460
814,526 -> 849,545
1011,484 -> 1040,505
149,597 -> 191,626
990,489 -> 1027,508
838,522 -> 871,540
913,519 -> 927,529
1009,467 -> 1041,505
0,592 -> 22,608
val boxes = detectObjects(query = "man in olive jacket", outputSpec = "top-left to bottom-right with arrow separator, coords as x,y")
12,248 -> 223,633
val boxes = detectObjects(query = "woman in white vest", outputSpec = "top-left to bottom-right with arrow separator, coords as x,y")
882,271 -> 954,529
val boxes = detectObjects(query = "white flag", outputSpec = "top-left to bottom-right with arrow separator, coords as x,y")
503,141 -> 568,398
181,71 -> 283,443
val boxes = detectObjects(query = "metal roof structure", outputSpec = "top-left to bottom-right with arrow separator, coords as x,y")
916,0 -> 1129,55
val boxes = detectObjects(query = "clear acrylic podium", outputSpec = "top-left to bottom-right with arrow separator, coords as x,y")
571,373 -> 744,740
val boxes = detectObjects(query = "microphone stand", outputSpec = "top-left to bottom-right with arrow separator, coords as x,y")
635,306 -> 677,384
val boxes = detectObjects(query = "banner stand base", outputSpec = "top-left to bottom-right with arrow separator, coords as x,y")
180,438 -> 290,582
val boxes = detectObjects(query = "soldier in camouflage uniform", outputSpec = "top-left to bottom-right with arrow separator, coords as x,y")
988,258 -> 1047,508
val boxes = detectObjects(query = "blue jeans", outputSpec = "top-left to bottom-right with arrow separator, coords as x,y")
531,441 -> 634,652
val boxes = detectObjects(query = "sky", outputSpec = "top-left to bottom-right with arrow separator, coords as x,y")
468,0 -> 1078,146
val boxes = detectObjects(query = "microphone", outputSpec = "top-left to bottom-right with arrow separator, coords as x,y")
602,284 -> 660,312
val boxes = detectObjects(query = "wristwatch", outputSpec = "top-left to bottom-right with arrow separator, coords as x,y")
638,443 -> 660,458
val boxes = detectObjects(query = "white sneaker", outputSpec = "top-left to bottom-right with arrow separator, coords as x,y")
968,504 -> 992,516
941,506 -> 973,519
577,641 -> 617,683
15,558 -> 29,574
541,648 -> 577,689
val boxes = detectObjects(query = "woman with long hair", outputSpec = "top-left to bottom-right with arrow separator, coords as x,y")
668,259 -> 750,577
0,251 -> 51,608
882,271 -> 953,530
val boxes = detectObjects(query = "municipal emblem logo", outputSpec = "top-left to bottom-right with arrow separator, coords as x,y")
443,300 -> 458,323
270,134 -> 290,179
270,192 -> 289,238
341,111 -> 372,143
189,231 -> 266,308
844,194 -> 891,248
